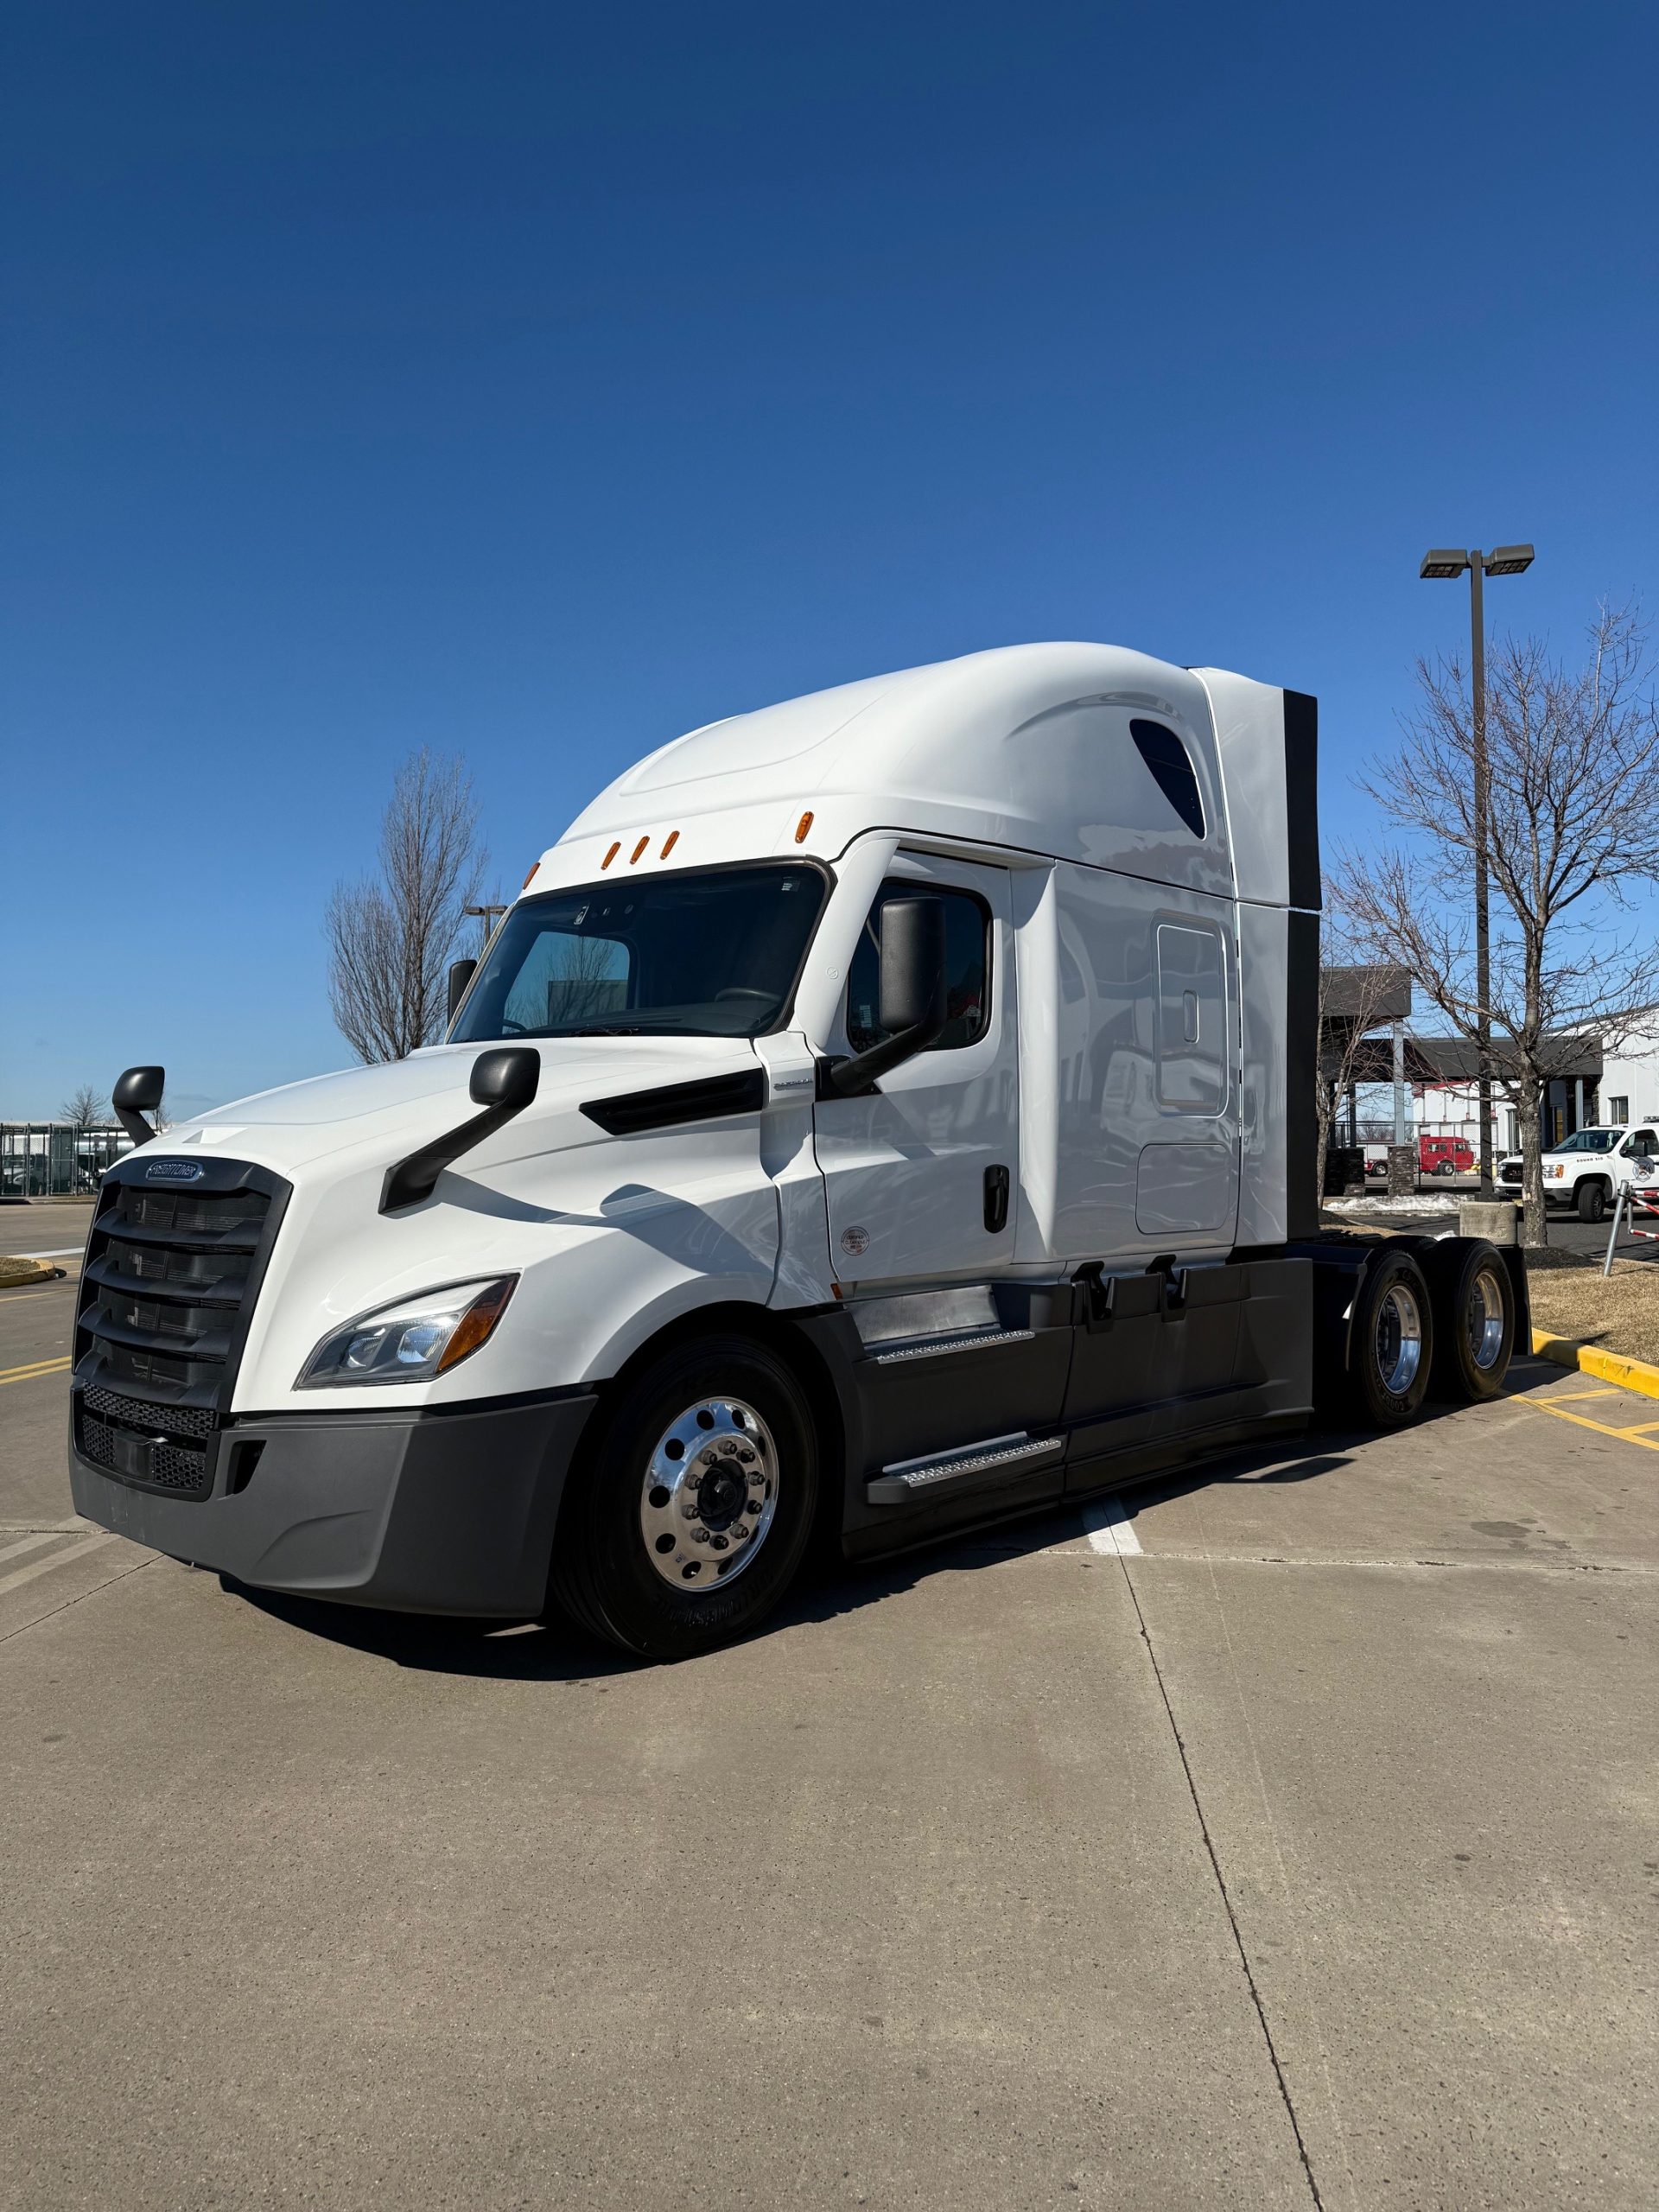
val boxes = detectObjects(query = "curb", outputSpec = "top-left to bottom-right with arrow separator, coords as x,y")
1530,1326 -> 1659,1402
0,1258 -> 56,1288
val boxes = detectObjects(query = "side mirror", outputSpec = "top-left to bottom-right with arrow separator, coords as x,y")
112,1065 -> 165,1147
823,896 -> 949,1099
447,957 -> 478,1024
468,1046 -> 540,1112
380,1047 -> 542,1214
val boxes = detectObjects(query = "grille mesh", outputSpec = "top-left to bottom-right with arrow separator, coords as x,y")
82,1384 -> 215,1441
78,1410 -> 211,1496
74,1160 -> 287,1501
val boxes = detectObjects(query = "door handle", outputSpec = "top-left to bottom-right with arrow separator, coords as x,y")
983,1164 -> 1010,1234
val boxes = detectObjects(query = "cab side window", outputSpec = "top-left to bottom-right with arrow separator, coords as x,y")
1624,1128 -> 1658,1160
846,880 -> 990,1054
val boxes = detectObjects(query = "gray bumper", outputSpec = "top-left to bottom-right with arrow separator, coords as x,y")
69,1392 -> 598,1618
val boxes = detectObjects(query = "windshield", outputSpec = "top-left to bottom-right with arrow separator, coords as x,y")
451,862 -> 829,1043
1553,1128 -> 1621,1154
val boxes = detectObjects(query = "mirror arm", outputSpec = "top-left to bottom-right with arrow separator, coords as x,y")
817,1013 -> 945,1100
379,1099 -> 525,1215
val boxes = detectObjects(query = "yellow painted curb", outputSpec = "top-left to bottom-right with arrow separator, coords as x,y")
1530,1327 -> 1659,1402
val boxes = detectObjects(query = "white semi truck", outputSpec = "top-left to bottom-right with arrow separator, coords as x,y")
70,644 -> 1525,1657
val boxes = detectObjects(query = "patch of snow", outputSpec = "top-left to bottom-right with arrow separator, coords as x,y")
1325,1194 -> 1461,1217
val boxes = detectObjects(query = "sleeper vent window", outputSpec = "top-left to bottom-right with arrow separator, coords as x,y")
1129,720 -> 1205,838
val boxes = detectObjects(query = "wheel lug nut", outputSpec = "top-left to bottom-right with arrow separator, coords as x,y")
691,1529 -> 709,1544
734,1524 -> 750,1541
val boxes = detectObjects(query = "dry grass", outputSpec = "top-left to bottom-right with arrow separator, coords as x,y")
1524,1250 -> 1659,1365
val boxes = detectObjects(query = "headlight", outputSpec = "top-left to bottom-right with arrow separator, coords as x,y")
297,1277 -> 516,1388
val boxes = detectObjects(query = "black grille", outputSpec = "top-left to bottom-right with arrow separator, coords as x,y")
81,1383 -> 215,1441
76,1408 -> 211,1497
72,1155 -> 289,1500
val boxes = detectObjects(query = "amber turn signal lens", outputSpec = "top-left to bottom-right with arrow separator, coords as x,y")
436,1276 -> 517,1375
794,810 -> 814,843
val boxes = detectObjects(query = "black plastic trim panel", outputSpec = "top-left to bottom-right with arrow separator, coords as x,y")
1282,687 -> 1320,912
581,1067 -> 766,1135
1285,908 -> 1321,1242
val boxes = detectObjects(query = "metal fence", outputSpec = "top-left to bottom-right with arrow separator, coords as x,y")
1,1123 -> 132,1198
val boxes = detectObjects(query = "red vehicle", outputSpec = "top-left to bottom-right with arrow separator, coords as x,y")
1420,1135 -> 1474,1177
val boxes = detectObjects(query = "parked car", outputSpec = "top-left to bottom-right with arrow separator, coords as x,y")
1497,1124 -> 1659,1222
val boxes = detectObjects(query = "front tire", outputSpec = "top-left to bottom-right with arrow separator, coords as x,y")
550,1334 -> 818,1660
1578,1179 -> 1608,1224
1348,1249 -> 1433,1427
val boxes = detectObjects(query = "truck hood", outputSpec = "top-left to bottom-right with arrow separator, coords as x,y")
162,1036 -> 762,1180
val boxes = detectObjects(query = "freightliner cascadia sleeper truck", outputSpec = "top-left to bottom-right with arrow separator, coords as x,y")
70,644 -> 1524,1658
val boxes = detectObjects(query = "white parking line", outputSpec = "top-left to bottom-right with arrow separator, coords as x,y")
14,1248 -> 82,1260
0,1531 -> 66,1567
0,1532 -> 115,1596
1084,1493 -> 1143,1555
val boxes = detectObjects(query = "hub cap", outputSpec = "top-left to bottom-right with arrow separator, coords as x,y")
639,1396 -> 779,1592
1375,1282 -> 1423,1397
1468,1267 -> 1507,1370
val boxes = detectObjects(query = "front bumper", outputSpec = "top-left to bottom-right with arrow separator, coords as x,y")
69,1390 -> 598,1617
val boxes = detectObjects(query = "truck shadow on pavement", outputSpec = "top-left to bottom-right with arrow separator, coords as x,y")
225,1362 -> 1567,1678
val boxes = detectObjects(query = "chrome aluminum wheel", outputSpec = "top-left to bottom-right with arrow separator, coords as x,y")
639,1395 -> 779,1592
1374,1283 -> 1424,1396
1468,1267 -> 1507,1370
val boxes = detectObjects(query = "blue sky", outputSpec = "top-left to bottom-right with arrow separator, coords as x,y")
3,1 -> 1656,1118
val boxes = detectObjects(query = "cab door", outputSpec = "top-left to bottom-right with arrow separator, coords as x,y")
813,855 -> 1018,1287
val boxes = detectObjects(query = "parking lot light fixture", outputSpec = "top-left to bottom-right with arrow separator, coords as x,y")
1420,540 -> 1537,1195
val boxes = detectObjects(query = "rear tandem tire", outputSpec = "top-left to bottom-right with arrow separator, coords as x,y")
1421,1236 -> 1516,1402
548,1333 -> 819,1662
1347,1249 -> 1434,1428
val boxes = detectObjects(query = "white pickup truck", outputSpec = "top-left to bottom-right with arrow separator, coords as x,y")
1498,1123 -> 1659,1222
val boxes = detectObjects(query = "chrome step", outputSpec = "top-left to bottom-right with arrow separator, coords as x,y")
871,1326 -> 1034,1366
866,1430 -> 1064,1505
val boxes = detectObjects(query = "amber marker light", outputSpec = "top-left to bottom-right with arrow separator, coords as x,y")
794,810 -> 814,843
436,1276 -> 517,1374
521,862 -> 539,890
601,842 -> 620,869
661,829 -> 679,858
631,836 -> 650,863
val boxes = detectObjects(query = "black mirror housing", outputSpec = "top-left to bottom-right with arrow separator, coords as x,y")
468,1046 -> 540,1112
822,896 -> 949,1099
448,958 -> 479,1024
381,1048 -> 541,1214
877,897 -> 949,1037
112,1065 -> 165,1147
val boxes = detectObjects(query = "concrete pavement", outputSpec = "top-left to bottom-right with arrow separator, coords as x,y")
1,1237 -> 1656,2209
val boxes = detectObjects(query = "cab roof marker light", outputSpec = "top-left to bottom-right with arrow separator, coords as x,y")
661,829 -> 679,858
631,836 -> 650,863
795,810 -> 814,843
601,842 -> 620,869
521,861 -> 539,890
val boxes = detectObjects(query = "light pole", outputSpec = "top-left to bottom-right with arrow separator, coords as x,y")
1419,543 -> 1535,1196
465,902 -> 510,952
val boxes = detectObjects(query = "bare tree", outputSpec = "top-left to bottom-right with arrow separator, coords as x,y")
327,750 -> 487,1063
1338,603 -> 1659,1243
1316,906 -> 1408,1206
60,1084 -> 107,1132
